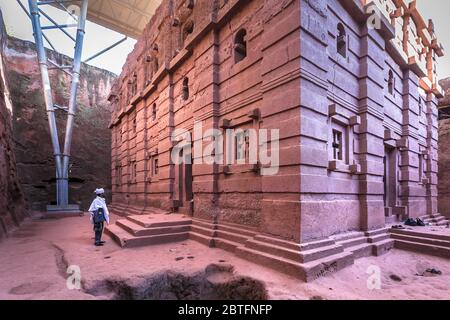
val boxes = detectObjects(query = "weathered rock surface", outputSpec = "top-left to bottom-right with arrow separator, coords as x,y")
0,10 -> 27,240
439,78 -> 450,218
2,24 -> 116,210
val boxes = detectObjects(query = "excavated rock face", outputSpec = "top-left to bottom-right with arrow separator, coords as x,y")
438,119 -> 450,217
439,78 -> 450,218
2,33 -> 116,211
0,11 -> 27,240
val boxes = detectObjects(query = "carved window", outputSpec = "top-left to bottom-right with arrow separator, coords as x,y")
419,97 -> 423,115
388,70 -> 395,96
182,77 -> 189,100
132,118 -> 137,134
145,55 -> 152,85
235,130 -> 250,163
130,161 -> 137,182
332,129 -> 343,161
152,103 -> 157,121
234,29 -> 247,63
337,23 -> 347,58
183,20 -> 194,44
153,158 -> 159,176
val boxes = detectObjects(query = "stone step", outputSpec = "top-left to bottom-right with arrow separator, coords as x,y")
217,223 -> 257,237
394,239 -> 450,259
109,204 -> 128,217
116,219 -> 191,237
188,232 -> 215,247
331,231 -> 366,242
299,244 -> 344,263
345,242 -> 373,259
336,236 -> 368,248
253,234 -> 302,251
217,220 -> 258,233
390,228 -> 450,242
192,219 -> 217,230
254,234 -> 334,251
216,230 -> 250,244
124,206 -> 144,215
390,233 -> 450,248
214,238 -> 242,253
126,215 -> 191,228
190,224 -> 217,237
372,239 -> 395,256
423,216 -> 446,223
235,246 -> 354,282
141,207 -> 170,215
105,224 -> 189,248
367,233 -> 390,243
364,228 -> 389,237
301,251 -> 355,282
244,239 -> 302,262
420,214 -> 443,219
235,246 -> 305,279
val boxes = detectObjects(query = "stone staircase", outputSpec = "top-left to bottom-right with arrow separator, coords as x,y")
108,204 -> 168,217
419,213 -> 450,226
389,228 -> 450,259
106,214 -> 395,282
336,228 -> 394,257
189,219 -> 394,282
105,214 -> 191,248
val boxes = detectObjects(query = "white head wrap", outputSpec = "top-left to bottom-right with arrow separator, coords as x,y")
94,188 -> 105,195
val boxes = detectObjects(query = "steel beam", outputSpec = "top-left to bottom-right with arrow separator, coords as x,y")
84,36 -> 127,63
61,0 -> 88,206
27,0 -> 63,190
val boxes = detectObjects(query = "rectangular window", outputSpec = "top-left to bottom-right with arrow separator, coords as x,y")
153,158 -> 159,176
132,118 -> 137,133
332,129 -> 343,160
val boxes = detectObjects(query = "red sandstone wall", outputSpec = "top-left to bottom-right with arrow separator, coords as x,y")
110,0 -> 441,242
438,78 -> 450,218
109,0 -> 301,241
3,36 -> 116,211
0,10 -> 27,240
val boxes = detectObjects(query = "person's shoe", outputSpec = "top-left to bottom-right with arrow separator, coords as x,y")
405,218 -> 417,226
99,241 -> 106,244
95,242 -> 104,246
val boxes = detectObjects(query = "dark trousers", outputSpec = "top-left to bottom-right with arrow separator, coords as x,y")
93,222 -> 104,244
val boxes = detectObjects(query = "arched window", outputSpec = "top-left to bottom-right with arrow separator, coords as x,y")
182,77 -> 189,100
388,70 -> 394,95
337,23 -> 347,58
234,29 -> 247,63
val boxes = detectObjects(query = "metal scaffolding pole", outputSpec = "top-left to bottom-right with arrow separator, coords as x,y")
61,0 -> 88,206
28,0 -> 63,194
26,0 -> 89,211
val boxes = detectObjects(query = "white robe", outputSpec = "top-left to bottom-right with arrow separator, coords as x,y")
88,196 -> 110,224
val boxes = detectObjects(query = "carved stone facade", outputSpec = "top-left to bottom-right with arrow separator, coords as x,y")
109,0 -> 443,242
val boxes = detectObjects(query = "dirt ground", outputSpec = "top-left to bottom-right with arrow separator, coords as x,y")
1,213 -> 450,300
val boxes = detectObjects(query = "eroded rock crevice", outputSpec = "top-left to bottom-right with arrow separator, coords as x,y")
85,264 -> 268,300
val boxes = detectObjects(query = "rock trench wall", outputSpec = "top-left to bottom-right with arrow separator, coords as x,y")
2,19 -> 116,211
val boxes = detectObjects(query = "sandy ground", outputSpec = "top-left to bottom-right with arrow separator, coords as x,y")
1,213 -> 450,300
